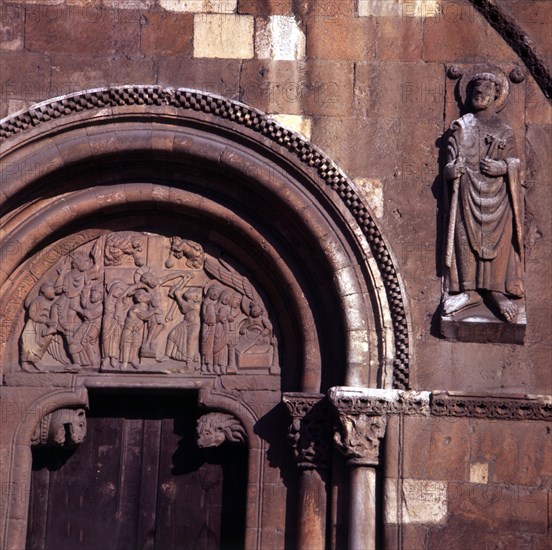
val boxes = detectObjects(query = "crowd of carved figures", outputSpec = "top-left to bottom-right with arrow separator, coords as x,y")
20,232 -> 278,374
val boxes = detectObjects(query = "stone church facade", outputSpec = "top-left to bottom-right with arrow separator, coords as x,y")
0,1 -> 550,549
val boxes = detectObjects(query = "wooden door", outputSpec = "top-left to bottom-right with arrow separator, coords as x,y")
26,392 -> 247,550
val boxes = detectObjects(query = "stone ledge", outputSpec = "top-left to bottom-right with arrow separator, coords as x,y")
441,300 -> 526,344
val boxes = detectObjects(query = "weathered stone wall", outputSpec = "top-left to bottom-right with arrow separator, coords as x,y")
384,413 -> 552,549
1,0 -> 550,547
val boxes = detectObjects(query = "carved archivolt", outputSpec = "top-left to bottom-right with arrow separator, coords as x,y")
0,86 -> 410,389
18,231 -> 278,376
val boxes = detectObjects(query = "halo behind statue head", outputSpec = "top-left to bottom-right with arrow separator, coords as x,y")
459,68 -> 510,113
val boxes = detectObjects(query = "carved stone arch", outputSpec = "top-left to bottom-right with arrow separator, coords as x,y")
197,387 -> 264,550
2,386 -> 89,549
0,86 -> 410,390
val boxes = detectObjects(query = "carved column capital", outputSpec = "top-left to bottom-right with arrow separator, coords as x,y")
282,393 -> 332,471
333,411 -> 387,467
31,408 -> 87,448
328,387 -> 430,467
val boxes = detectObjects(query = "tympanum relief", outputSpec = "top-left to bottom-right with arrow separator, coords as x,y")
19,232 -> 279,375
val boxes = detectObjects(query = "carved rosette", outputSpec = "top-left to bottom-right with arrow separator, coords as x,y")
282,393 -> 332,471
31,408 -> 87,448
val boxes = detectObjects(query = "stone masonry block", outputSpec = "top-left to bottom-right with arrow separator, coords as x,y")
256,16 -> 305,61
193,14 -> 254,58
306,18 -> 376,61
159,0 -> 237,13
141,11 -> 194,55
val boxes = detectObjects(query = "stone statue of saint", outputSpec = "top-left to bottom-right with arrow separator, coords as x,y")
442,72 -> 524,322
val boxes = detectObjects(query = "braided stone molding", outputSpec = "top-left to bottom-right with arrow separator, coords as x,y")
0,86 -> 410,389
431,392 -> 552,421
470,0 -> 552,101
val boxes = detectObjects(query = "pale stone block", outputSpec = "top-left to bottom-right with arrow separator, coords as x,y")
384,478 -> 399,523
358,0 -> 439,18
103,0 -> 155,9
160,0 -> 236,13
5,0 -> 64,4
256,16 -> 305,61
354,177 -> 384,218
271,114 -> 311,139
470,461 -> 489,484
7,100 -> 32,117
194,14 -> 254,59
402,479 -> 447,524
0,37 -> 23,52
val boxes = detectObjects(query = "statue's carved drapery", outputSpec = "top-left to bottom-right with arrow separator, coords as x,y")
441,66 -> 527,343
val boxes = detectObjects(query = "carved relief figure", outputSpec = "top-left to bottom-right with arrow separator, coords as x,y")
201,282 -> 223,373
236,300 -> 275,368
49,245 -> 102,365
165,287 -> 202,371
443,72 -> 524,322
20,283 -> 57,371
134,267 -> 183,358
212,289 -> 233,374
226,292 -> 242,373
119,288 -> 154,370
165,237 -> 205,269
101,280 -> 128,369
104,232 -> 144,267
68,284 -> 103,367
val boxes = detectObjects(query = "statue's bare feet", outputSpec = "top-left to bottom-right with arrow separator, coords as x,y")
489,291 -> 518,323
443,291 -> 482,315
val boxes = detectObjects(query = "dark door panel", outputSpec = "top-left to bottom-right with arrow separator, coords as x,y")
26,392 -> 246,550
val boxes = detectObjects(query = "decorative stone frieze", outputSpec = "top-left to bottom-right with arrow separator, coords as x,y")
327,387 -> 431,416
18,231 -> 279,376
282,393 -> 333,471
430,392 -> 552,421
